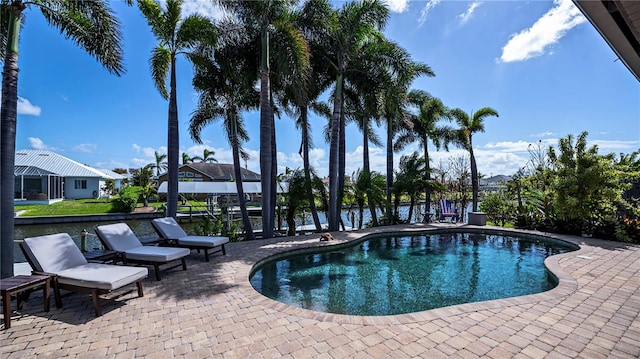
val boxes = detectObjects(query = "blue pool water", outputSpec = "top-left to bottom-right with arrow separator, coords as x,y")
250,231 -> 577,316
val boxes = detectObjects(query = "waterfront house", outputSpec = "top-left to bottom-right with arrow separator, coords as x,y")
14,149 -> 122,202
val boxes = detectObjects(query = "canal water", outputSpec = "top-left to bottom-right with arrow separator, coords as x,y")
13,203 -> 472,263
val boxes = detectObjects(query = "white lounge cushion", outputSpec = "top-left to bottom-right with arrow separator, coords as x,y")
152,217 -> 188,239
123,246 -> 190,262
95,223 -> 144,251
23,233 -> 88,272
178,236 -> 229,248
56,263 -> 148,290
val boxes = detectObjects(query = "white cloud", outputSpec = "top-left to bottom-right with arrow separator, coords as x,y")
531,131 -> 555,138
17,97 -> 42,115
591,139 -> 639,151
73,143 -> 97,153
384,0 -> 409,13
418,0 -> 442,26
500,0 -> 585,63
158,0 -> 225,20
458,1 -> 482,25
28,137 -> 55,151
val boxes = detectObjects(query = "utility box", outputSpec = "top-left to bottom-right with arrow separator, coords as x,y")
468,212 -> 487,226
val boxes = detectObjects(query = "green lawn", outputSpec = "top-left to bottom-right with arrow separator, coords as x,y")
14,199 -> 163,216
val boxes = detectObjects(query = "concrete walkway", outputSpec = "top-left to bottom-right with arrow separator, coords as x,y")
1,224 -> 639,358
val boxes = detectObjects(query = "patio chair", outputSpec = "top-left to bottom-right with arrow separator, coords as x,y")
439,199 -> 459,223
151,217 -> 228,262
20,233 -> 148,317
95,223 -> 190,281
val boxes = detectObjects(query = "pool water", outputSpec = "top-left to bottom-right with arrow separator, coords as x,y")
250,231 -> 577,316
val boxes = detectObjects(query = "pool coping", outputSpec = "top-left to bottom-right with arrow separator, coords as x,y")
234,224 -> 590,326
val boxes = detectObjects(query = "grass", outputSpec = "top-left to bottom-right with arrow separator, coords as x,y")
14,199 -> 163,216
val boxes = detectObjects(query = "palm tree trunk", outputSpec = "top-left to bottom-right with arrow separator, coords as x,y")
0,4 -> 23,278
408,195 -> 415,223
328,74 -> 343,231
301,108 -> 322,231
424,140 -> 431,222
338,109 -> 346,231
363,119 -> 378,226
270,99 -> 277,234
259,28 -> 273,239
166,55 -> 179,219
469,139 -> 479,212
232,115 -> 255,240
386,118 -> 394,224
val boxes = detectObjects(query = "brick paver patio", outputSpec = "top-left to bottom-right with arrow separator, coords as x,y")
1,224 -> 639,358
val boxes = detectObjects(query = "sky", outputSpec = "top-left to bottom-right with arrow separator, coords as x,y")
9,0 -> 640,179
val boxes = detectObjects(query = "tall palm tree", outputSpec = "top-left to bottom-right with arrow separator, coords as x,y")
188,27 -> 258,240
380,58 -> 434,224
321,0 -> 389,231
396,91 -> 453,221
450,107 -> 499,212
137,0 -> 216,219
152,150 -> 168,177
192,148 -> 217,163
219,0 -> 310,239
0,0 -> 128,278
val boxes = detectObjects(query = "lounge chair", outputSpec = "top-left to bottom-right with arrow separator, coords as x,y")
151,217 -> 228,262
95,223 -> 190,281
439,199 -> 459,223
20,233 -> 148,317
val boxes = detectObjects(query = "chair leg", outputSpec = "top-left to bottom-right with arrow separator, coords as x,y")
204,249 -> 210,262
136,282 -> 144,298
2,290 -> 11,329
91,290 -> 102,317
154,264 -> 161,281
52,278 -> 62,309
222,244 -> 226,256
43,279 -> 50,312
181,258 -> 187,271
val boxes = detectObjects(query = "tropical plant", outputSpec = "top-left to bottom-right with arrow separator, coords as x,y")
114,186 -> 142,212
0,0 -> 129,278
319,0 -> 392,230
219,0 -> 310,239
137,0 -> 216,219
396,91 -> 453,220
188,27 -> 258,240
152,150 -> 168,176
191,148 -> 217,163
393,152 -> 429,223
450,107 -> 499,212
354,169 -> 386,228
131,164 -> 155,206
182,152 -> 192,164
479,193 -> 515,227
547,131 -> 636,237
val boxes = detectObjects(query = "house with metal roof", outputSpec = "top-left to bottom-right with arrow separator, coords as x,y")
14,150 -> 124,203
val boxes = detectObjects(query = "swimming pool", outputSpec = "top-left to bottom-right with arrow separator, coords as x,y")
249,230 -> 578,316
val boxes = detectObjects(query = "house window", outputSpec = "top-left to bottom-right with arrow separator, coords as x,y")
74,180 -> 87,189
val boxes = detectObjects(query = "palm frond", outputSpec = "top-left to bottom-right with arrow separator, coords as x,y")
176,14 -> 216,49
151,45 -> 170,99
39,0 -> 126,75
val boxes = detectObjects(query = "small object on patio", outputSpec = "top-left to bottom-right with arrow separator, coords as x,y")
1,274 -> 53,329
439,199 -> 459,223
320,232 -> 334,241
20,233 -> 147,317
95,223 -> 190,281
151,217 -> 229,262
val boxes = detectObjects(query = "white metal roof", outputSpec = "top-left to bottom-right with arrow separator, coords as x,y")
14,150 -> 114,179
157,181 -> 289,194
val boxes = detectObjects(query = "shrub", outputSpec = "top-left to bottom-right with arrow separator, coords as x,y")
112,186 -> 141,212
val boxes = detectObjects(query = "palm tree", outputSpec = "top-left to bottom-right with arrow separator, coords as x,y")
132,164 -> 155,206
321,0 -> 389,231
393,152 -> 427,223
0,0 -> 128,278
450,107 -> 499,212
137,0 -> 216,219
219,0 -> 310,239
380,59 -> 434,224
152,150 -> 168,177
182,152 -> 192,165
396,91 -> 453,221
192,148 -> 217,163
188,28 -> 259,240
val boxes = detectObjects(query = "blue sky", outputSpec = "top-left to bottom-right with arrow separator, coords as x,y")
10,0 -> 640,179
